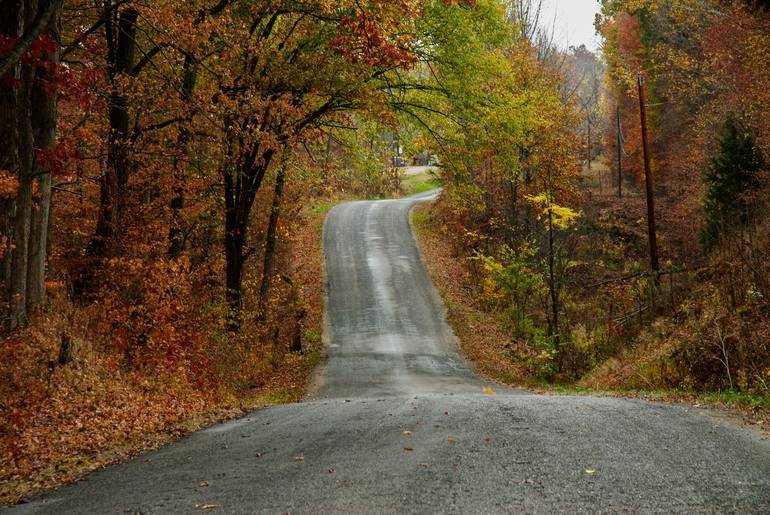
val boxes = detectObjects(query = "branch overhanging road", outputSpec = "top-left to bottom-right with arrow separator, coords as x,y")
10,191 -> 770,514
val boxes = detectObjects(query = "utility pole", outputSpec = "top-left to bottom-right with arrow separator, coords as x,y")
616,105 -> 622,198
587,118 -> 592,171
637,73 -> 659,274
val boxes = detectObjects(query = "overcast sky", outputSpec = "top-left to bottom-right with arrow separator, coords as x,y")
538,0 -> 602,52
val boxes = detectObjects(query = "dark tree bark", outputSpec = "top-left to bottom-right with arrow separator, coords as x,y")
3,0 -> 60,329
223,132 -> 274,330
27,0 -> 60,307
258,160 -> 287,322
0,1 -> 23,316
9,53 -> 35,329
90,5 -> 138,255
0,0 -> 57,77
168,54 -> 198,259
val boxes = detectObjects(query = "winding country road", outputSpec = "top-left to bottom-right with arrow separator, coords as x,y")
10,192 -> 770,513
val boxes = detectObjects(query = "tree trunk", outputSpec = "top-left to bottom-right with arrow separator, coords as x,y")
224,222 -> 244,330
0,1 -> 23,312
91,6 -> 137,255
547,207 -> 559,344
223,134 -> 274,330
587,121 -> 592,171
27,0 -> 59,307
168,55 -> 197,259
8,0 -> 39,329
258,161 -> 287,321
0,0 -> 57,78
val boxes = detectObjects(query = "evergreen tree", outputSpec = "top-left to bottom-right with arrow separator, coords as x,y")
701,115 -> 765,249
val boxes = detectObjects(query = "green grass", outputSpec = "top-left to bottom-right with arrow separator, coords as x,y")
538,384 -> 770,410
411,207 -> 431,230
303,327 -> 322,345
701,389 -> 770,409
309,198 -> 339,216
254,387 -> 303,405
305,348 -> 322,367
401,171 -> 442,197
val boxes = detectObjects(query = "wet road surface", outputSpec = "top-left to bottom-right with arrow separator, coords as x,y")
10,191 -> 770,514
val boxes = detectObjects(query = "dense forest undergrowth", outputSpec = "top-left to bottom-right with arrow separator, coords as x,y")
414,179 -> 770,414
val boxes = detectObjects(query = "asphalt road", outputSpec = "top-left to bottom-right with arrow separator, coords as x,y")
10,192 -> 770,514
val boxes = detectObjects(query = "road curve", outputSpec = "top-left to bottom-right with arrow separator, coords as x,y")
9,192 -> 770,514
316,190 -> 485,399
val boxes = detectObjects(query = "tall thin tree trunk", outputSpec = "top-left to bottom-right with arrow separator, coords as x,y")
224,158 -> 243,330
91,6 -> 137,255
587,120 -> 592,171
27,0 -> 60,307
0,1 -> 23,312
8,0 -> 38,329
258,161 -> 287,321
547,207 -> 559,344
225,228 -> 243,330
223,141 -> 273,330
168,55 -> 197,259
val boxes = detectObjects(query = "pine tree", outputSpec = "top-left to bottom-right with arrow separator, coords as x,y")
701,115 -> 765,249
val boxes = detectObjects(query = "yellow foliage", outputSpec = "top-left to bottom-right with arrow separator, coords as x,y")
525,193 -> 581,230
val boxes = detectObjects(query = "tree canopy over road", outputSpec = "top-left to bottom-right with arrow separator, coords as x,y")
1,0 -> 769,505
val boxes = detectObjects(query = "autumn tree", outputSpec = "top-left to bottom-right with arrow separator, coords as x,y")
399,0 -> 582,365
598,0 -> 770,256
0,0 -> 62,329
202,1 -> 426,326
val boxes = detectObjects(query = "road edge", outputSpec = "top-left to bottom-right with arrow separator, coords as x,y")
407,195 -> 490,383
302,202 -> 340,400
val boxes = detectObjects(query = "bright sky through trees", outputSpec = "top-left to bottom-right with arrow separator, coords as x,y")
540,0 -> 602,51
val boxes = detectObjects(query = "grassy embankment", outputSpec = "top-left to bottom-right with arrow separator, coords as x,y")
399,168 -> 442,197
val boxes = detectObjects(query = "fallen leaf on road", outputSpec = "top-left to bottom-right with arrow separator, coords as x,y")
404,447 -> 413,452
402,431 -> 412,436
198,481 -> 210,487
482,387 -> 497,396
447,436 -> 455,444
294,455 -> 304,461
